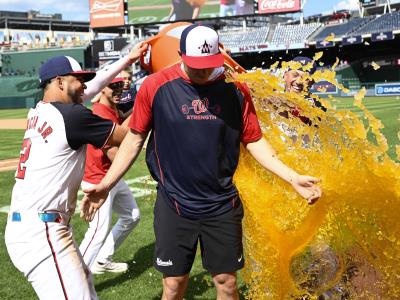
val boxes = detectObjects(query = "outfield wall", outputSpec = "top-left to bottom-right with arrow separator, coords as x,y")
1,47 -> 88,77
0,47 -> 89,108
0,76 -> 42,108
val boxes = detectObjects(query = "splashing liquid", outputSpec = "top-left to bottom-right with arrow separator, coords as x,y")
231,57 -> 400,299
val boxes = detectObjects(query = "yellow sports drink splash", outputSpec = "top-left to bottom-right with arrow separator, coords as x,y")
143,25 -> 400,299
231,54 -> 400,299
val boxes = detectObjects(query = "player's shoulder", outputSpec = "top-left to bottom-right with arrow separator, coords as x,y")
50,102 -> 94,124
143,63 -> 180,86
51,102 -> 91,115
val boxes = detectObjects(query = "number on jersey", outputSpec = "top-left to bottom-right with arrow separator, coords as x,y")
16,138 -> 32,179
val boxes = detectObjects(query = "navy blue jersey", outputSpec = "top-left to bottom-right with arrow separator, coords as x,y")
117,87 -> 137,114
130,64 -> 262,219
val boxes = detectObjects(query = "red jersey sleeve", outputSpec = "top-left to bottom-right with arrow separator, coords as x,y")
237,83 -> 263,144
129,76 -> 154,133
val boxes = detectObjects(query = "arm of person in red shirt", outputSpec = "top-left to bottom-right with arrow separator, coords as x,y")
81,129 -> 147,221
104,147 -> 118,161
102,114 -> 132,158
245,137 -> 321,204
239,83 -> 321,205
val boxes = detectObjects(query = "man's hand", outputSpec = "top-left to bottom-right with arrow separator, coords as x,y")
80,183 -> 110,222
128,42 -> 148,64
290,174 -> 321,205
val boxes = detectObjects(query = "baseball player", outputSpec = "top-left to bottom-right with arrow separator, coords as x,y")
79,76 -> 140,274
4,42 -> 147,300
116,67 -> 137,118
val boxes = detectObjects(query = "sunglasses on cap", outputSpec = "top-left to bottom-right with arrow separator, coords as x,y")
108,81 -> 124,89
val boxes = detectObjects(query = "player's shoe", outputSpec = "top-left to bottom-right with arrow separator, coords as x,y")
91,260 -> 128,274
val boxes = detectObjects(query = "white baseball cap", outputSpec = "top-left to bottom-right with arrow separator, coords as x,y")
180,25 -> 224,69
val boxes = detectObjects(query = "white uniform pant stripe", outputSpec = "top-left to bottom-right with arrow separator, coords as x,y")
45,222 -> 69,300
80,179 -> 140,267
81,212 -> 101,258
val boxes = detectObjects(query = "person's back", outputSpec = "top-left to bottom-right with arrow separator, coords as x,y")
12,101 -> 100,215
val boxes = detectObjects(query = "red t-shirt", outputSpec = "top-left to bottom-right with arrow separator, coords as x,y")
83,103 -> 120,184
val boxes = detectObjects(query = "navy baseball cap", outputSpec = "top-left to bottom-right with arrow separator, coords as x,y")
290,56 -> 317,74
39,56 -> 96,87
180,25 -> 224,69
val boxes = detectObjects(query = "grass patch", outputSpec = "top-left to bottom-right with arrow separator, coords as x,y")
333,96 -> 400,159
0,108 -> 29,119
0,130 -> 24,160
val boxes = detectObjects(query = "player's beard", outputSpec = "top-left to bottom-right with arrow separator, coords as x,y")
68,86 -> 83,104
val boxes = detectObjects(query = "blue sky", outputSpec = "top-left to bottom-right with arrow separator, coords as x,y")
0,0 -> 398,21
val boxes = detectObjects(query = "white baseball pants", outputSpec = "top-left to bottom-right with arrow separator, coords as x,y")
5,212 -> 97,300
79,179 -> 140,267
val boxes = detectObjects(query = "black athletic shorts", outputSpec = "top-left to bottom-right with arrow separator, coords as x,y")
153,190 -> 245,276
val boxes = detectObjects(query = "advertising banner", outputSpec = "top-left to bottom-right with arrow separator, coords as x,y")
310,81 -> 338,94
371,31 -> 394,42
128,0 -> 255,25
316,40 -> 334,48
92,38 -> 128,61
342,35 -> 362,46
375,83 -> 400,96
360,0 -> 376,7
258,0 -> 301,15
89,0 -> 125,28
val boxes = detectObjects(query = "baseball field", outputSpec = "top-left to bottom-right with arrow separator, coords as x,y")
0,96 -> 399,299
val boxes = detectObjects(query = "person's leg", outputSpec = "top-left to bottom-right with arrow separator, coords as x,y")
79,181 -> 113,268
95,179 -> 140,264
162,274 -> 190,300
6,218 -> 97,300
212,272 -> 239,300
200,198 -> 245,299
153,188 -> 199,299
29,224 -> 97,300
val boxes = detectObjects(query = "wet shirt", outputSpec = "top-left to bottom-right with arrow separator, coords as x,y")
129,63 -> 262,219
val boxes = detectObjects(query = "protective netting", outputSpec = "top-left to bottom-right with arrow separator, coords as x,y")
231,54 -> 400,299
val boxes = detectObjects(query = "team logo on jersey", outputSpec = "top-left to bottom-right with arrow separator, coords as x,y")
181,98 -> 221,120
199,40 -> 212,54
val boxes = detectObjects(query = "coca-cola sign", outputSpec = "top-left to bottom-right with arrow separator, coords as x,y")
258,0 -> 301,14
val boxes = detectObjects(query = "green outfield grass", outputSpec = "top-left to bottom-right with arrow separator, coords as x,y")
0,130 -> 25,160
0,108 -> 29,119
333,96 -> 399,159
